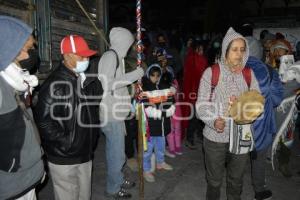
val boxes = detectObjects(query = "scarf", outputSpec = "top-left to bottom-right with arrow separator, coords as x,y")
0,62 -> 38,93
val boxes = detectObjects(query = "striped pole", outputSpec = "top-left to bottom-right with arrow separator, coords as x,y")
136,0 -> 143,68
136,0 -> 144,199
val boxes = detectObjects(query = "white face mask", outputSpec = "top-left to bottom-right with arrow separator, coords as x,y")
285,62 -> 300,83
0,62 -> 38,92
279,55 -> 295,82
73,60 -> 89,73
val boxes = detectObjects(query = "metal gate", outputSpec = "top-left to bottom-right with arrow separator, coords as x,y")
0,0 -> 107,73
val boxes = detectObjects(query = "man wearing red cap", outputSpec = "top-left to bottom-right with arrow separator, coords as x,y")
35,35 -> 101,200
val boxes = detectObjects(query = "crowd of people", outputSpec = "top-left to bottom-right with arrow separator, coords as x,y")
0,15 -> 300,200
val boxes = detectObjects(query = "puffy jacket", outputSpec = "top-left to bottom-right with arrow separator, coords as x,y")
141,65 -> 175,137
34,62 -> 101,165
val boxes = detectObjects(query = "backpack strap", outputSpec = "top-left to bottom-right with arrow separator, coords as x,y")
242,66 -> 252,90
209,64 -> 220,102
209,64 -> 252,101
109,49 -> 119,96
109,49 -> 119,78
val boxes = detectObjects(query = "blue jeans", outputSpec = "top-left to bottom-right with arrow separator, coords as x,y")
143,136 -> 165,172
101,121 -> 126,194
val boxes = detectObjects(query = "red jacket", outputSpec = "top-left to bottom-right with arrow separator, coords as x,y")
182,50 -> 208,129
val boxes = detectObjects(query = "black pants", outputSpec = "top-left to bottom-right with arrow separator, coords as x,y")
251,148 -> 268,193
125,118 -> 138,159
203,137 -> 248,200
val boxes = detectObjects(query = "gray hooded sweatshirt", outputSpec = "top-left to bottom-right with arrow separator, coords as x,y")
0,77 -> 44,199
98,27 -> 144,122
196,27 -> 260,143
0,16 -> 44,199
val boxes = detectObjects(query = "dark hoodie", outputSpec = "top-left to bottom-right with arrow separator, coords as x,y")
142,64 -> 175,136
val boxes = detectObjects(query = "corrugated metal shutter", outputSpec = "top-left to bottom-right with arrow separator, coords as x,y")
1,0 -> 104,73
0,0 -> 34,25
50,0 -> 100,67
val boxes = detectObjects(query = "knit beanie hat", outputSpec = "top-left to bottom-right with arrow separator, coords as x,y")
0,16 -> 32,71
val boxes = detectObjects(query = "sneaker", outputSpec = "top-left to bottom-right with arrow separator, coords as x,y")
254,190 -> 272,200
185,140 -> 197,150
144,172 -> 155,182
121,180 -> 136,189
165,149 -> 176,158
105,188 -> 132,199
156,162 -> 173,170
175,147 -> 183,155
126,158 -> 138,172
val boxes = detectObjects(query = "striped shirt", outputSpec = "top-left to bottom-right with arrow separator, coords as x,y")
196,64 -> 260,143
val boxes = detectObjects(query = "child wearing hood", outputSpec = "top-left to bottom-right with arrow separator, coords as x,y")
196,27 -> 260,200
141,64 -> 176,182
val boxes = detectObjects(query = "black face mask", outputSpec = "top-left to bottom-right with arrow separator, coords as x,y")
19,49 -> 40,72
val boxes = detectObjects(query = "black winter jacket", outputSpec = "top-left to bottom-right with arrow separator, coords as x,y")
34,62 -> 101,164
141,77 -> 175,137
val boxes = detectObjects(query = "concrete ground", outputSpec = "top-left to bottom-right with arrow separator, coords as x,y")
38,135 -> 300,200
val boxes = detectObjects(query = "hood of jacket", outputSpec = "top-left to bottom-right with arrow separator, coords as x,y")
220,27 -> 249,68
142,64 -> 162,91
109,27 -> 134,58
145,63 -> 162,79
0,16 -> 32,71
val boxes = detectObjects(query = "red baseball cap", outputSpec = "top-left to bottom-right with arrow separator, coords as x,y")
60,35 -> 97,57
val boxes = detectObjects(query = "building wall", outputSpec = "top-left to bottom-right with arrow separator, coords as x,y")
0,0 -> 107,73
0,0 -> 35,27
